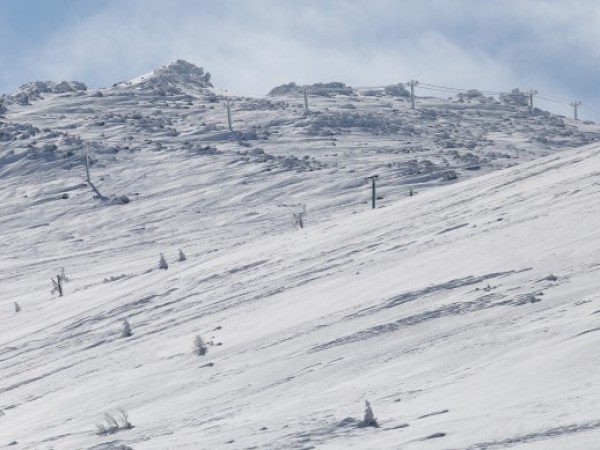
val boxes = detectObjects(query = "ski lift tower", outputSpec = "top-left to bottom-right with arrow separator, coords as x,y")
365,175 -> 379,209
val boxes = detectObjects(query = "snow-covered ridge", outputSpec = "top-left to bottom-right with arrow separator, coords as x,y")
2,58 -> 599,197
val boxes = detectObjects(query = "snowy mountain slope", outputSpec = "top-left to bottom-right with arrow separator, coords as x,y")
1,62 -> 600,449
2,61 -> 600,208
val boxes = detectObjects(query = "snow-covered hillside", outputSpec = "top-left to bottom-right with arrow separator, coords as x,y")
1,61 -> 600,449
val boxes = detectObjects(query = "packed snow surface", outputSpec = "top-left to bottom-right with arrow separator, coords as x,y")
1,61 -> 600,449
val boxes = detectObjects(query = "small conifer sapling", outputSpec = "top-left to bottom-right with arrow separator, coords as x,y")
121,318 -> 132,338
51,275 -> 64,296
194,335 -> 208,356
159,253 -> 168,270
358,400 -> 379,428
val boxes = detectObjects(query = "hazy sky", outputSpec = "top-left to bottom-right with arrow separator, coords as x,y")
1,0 -> 599,118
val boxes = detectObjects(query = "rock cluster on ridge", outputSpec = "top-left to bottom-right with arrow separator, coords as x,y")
268,81 -> 354,97
122,59 -> 213,95
2,81 -> 87,105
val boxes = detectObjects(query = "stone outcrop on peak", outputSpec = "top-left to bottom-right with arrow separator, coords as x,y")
123,60 -> 213,94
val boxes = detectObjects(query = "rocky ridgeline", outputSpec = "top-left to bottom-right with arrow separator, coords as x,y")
269,81 -> 410,98
269,81 -> 355,97
115,59 -> 212,96
1,81 -> 87,106
2,59 -> 600,193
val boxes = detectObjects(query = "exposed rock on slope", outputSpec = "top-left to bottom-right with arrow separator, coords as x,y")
269,81 -> 354,97
121,59 -> 213,95
1,81 -> 87,105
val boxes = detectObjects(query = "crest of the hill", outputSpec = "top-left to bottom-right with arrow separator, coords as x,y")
2,59 -> 600,214
115,59 -> 213,95
1,81 -> 87,106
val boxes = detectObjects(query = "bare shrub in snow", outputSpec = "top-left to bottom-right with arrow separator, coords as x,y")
110,195 -> 130,205
384,83 -> 410,97
96,413 -> 118,435
116,408 -> 132,429
308,82 -> 354,97
103,274 -> 132,283
95,408 -> 132,435
441,170 -> 458,181
59,267 -> 69,282
292,204 -> 307,229
268,82 -> 300,96
121,319 -> 132,338
358,400 -> 379,428
194,335 -> 208,356
51,275 -> 64,296
159,253 -> 168,270
50,268 -> 69,296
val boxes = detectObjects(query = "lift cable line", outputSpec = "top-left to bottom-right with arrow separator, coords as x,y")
297,80 -> 593,120
580,104 -> 600,120
538,92 -> 573,103
419,82 -> 465,93
300,81 -> 576,108
419,82 -> 505,96
417,82 -> 575,107
536,95 -> 568,104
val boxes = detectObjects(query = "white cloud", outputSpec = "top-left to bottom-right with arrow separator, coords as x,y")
1,0 -> 598,117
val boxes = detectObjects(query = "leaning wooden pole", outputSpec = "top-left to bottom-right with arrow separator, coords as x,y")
226,100 -> 233,131
57,275 -> 63,297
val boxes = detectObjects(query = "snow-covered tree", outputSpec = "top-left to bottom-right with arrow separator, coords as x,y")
384,83 -> 410,97
178,249 -> 187,262
159,253 -> 168,270
95,408 -> 132,435
194,335 -> 208,356
358,400 -> 378,428
121,319 -> 132,338
292,204 -> 307,229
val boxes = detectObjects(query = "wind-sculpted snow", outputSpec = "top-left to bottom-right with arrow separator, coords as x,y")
310,288 -> 549,352
2,61 -> 600,449
456,420 -> 600,450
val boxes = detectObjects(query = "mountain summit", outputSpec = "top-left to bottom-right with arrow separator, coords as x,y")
125,59 -> 213,93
